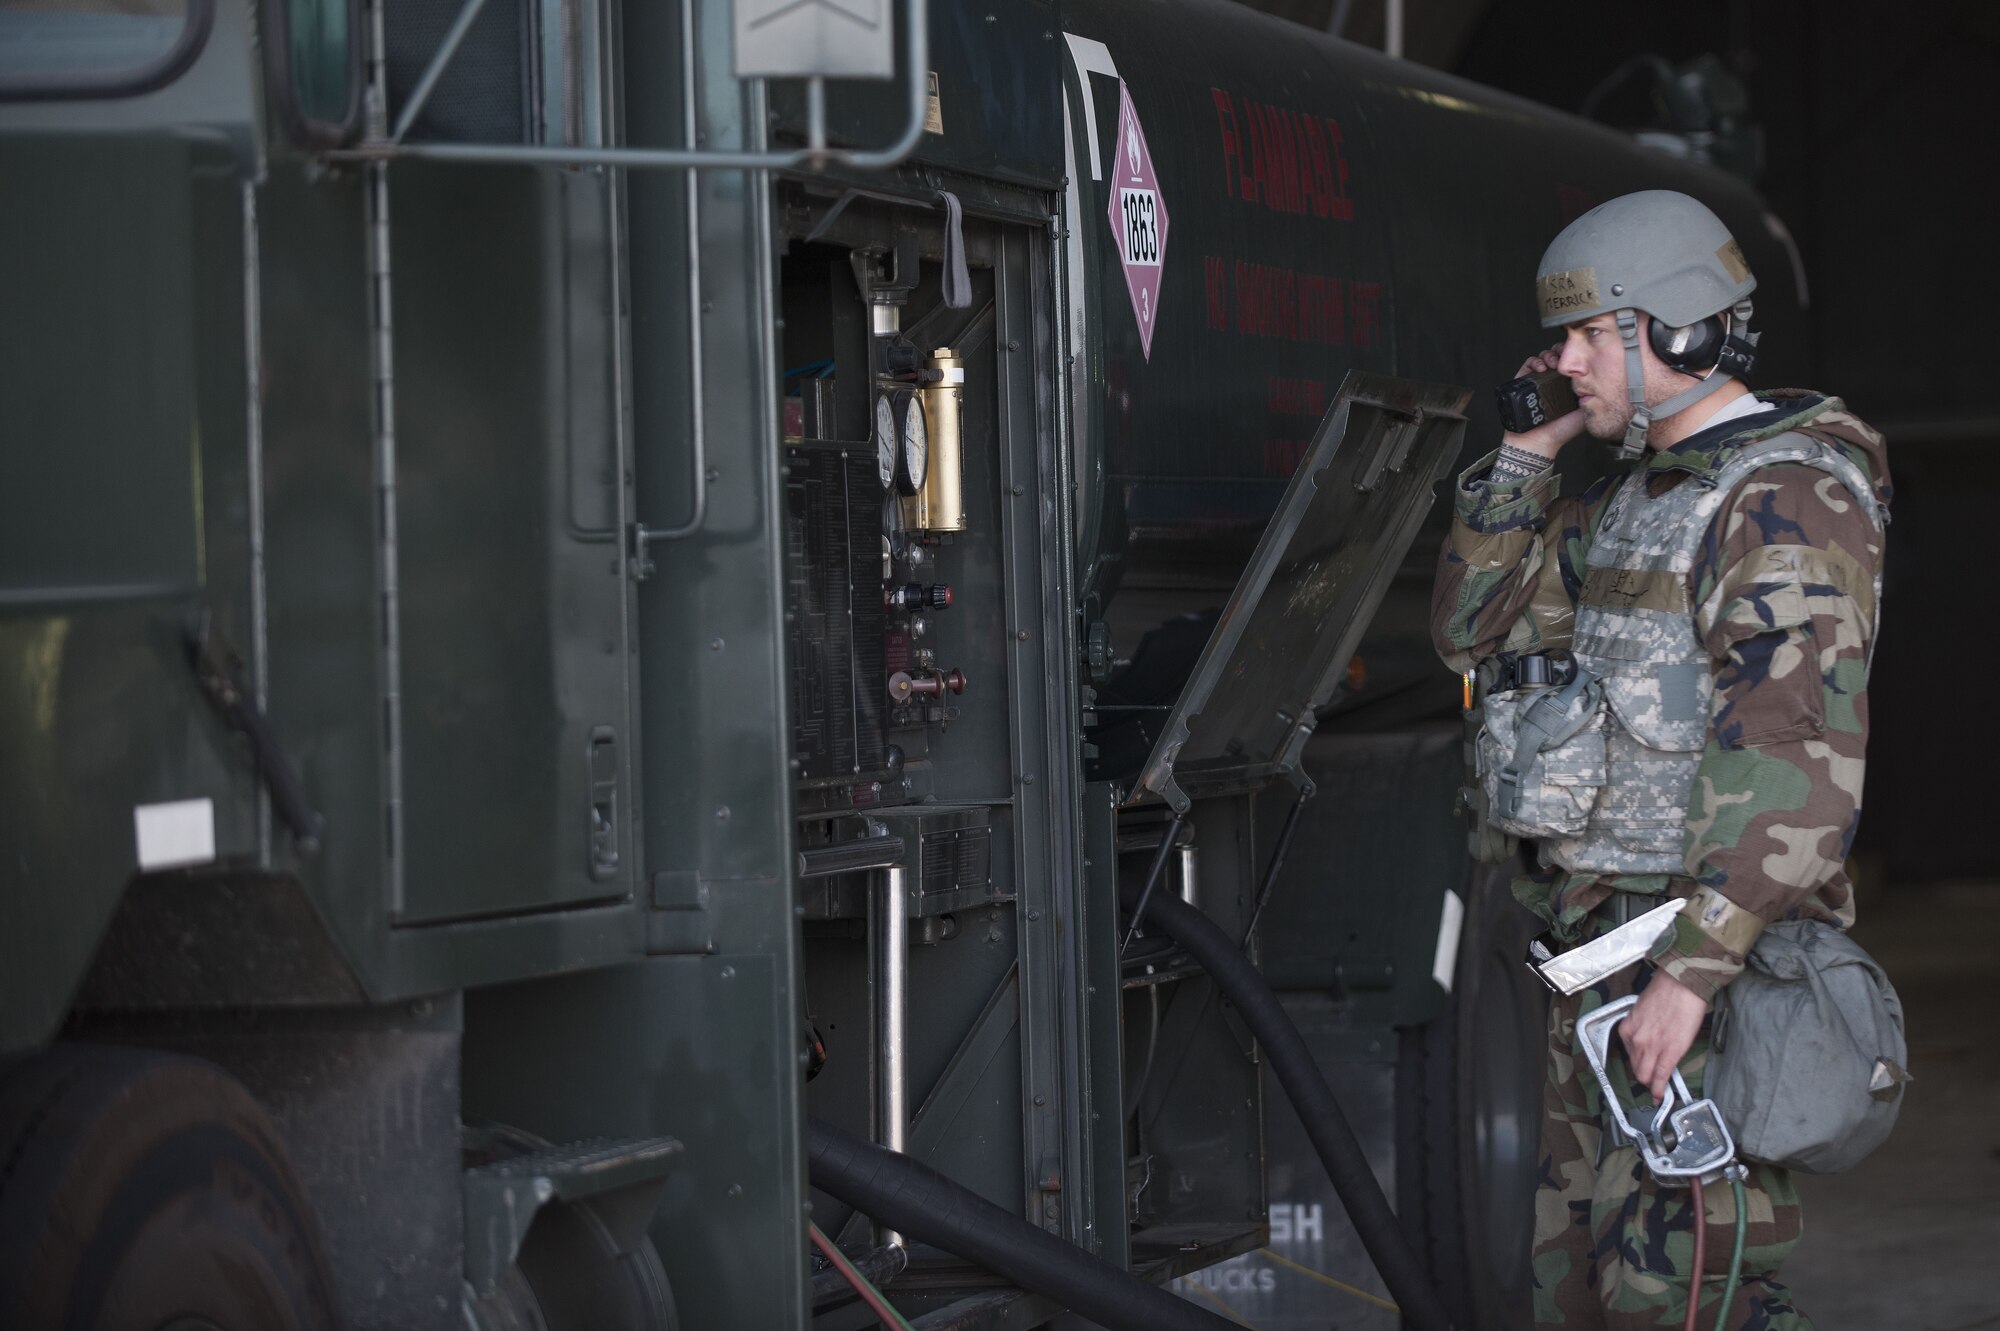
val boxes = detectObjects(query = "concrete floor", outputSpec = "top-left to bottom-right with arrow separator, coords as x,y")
1782,881 -> 2000,1330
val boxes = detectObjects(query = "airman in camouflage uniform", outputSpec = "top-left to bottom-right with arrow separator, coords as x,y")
1433,192 -> 1890,1328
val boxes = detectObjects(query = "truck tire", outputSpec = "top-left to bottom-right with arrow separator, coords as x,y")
1396,864 -> 1546,1331
0,1043 -> 337,1331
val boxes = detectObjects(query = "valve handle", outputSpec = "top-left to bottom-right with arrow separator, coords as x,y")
888,668 -> 967,703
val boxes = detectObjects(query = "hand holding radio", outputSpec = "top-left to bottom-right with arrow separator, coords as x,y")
1494,343 -> 1587,459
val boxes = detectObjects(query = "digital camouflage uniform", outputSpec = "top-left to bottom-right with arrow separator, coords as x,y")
1432,390 -> 1891,1328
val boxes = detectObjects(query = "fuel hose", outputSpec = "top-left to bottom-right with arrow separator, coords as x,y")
1121,881 -> 1457,1331
806,1119 -> 1241,1331
1715,1176 -> 1747,1331
1685,1177 -> 1708,1331
1687,1174 -> 1748,1331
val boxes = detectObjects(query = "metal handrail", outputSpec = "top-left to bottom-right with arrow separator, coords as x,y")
342,0 -> 932,553
330,0 -> 929,173
635,0 -> 713,549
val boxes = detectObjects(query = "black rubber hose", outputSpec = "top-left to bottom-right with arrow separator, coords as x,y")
806,1119 -> 1239,1331
1120,882 -> 1457,1331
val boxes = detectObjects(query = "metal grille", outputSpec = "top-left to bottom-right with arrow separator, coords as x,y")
385,0 -> 534,143
785,446 -> 886,781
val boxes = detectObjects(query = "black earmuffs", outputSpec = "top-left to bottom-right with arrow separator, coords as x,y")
1649,312 -> 1758,379
1647,313 -> 1727,372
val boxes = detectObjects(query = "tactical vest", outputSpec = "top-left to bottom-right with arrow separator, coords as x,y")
1477,428 -> 1885,875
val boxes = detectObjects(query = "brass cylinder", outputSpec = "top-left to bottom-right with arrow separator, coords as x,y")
917,349 -> 967,532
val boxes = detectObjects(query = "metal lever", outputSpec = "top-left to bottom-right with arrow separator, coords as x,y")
936,191 -> 971,309
1576,995 -> 1746,1187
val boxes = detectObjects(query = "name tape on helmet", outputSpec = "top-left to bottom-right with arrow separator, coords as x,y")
1716,238 -> 1752,283
1537,266 -> 1601,322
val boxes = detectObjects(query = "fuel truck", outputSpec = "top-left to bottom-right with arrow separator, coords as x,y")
0,1 -> 1807,1327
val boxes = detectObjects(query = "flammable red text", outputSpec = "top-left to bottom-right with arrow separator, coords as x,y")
1211,88 -> 1354,221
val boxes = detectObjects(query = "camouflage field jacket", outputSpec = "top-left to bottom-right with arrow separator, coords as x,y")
1432,391 -> 1891,1002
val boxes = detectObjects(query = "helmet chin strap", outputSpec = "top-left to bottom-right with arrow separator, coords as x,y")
1615,309 -> 1652,461
1611,305 -> 1754,462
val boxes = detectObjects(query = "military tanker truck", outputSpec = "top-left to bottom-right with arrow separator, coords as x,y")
0,1 -> 1806,1327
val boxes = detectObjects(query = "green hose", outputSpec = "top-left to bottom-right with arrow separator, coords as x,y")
1711,1176 -> 1747,1331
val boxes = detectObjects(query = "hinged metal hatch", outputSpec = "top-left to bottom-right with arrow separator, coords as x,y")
1127,372 -> 1472,812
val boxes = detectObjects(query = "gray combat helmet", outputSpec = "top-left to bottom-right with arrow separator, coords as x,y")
1536,189 -> 1759,459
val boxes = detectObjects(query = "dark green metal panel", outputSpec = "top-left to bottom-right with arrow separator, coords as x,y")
0,136 -> 261,1052
0,7 -> 261,1053
609,0 -> 810,1322
644,931 -> 805,1331
386,161 -> 633,923
1255,726 -> 1467,1029
256,154 -> 650,998
256,158 -> 390,944
901,946 -> 1028,1216
0,138 -> 198,603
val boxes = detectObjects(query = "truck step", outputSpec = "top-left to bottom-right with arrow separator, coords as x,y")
464,1134 -> 683,1294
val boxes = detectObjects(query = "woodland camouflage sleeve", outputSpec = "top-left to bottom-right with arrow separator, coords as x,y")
1430,454 -> 1607,673
1661,463 -> 1884,1002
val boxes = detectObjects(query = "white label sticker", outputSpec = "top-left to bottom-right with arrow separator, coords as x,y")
923,70 -> 943,134
1431,888 -> 1465,993
134,798 -> 216,872
1117,188 -> 1161,267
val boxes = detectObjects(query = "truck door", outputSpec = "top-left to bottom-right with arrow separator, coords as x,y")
368,0 -> 639,923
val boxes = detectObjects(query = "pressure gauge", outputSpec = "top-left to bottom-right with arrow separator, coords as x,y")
873,393 -> 897,489
895,390 -> 929,496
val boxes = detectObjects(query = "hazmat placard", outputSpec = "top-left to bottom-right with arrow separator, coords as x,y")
1106,80 -> 1170,359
